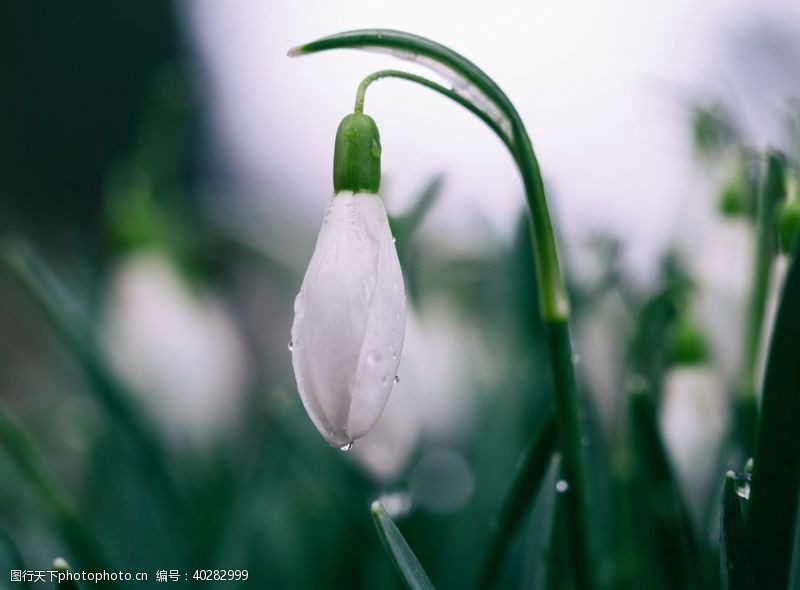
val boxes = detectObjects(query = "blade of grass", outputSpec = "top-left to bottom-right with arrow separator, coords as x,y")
720,472 -> 749,590
476,410 -> 557,590
747,235 -> 800,589
370,501 -> 435,590
0,527 -> 33,590
0,401 -> 112,580
737,152 -> 785,453
532,454 -> 563,590
628,383 -> 703,589
0,240 -> 190,530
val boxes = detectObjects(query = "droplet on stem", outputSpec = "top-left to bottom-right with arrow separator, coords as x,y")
556,480 -> 569,493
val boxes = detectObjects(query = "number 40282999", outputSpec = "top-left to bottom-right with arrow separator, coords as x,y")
192,570 -> 248,581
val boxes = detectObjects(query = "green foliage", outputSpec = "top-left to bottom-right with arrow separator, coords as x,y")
371,502 -> 436,590
747,236 -> 800,588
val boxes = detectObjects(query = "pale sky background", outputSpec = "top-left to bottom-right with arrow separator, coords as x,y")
184,0 -> 800,284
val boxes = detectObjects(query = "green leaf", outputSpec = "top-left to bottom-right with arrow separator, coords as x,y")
476,410 -> 557,590
744,151 -> 785,400
370,501 -> 435,590
720,472 -> 749,590
535,454 -> 565,590
747,233 -> 800,589
628,383 -> 703,589
290,30 -> 515,147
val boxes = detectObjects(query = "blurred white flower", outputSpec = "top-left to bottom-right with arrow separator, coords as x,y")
351,306 -> 480,481
659,365 -> 729,521
101,250 -> 247,445
291,191 -> 406,449
695,218 -> 755,385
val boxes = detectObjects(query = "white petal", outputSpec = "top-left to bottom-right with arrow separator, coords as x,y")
291,192 -> 406,447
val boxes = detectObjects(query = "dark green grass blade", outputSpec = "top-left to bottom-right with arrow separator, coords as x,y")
747,237 -> 800,589
476,410 -> 557,590
534,454 -> 564,590
0,527 -> 33,590
628,385 -> 703,589
720,472 -> 749,590
370,501 -> 435,590
0,401 -> 111,579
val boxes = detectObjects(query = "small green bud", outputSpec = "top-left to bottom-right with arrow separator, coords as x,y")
718,180 -> 744,217
671,316 -> 708,366
333,112 -> 381,193
777,172 -> 800,253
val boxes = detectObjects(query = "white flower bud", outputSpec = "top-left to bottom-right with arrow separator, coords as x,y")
291,191 -> 406,448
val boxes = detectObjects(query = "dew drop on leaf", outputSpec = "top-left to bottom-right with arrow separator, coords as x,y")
556,480 -> 569,493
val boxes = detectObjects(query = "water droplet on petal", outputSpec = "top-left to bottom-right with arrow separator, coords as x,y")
287,341 -> 293,351
367,350 -> 382,367
556,480 -> 569,493
339,442 -> 354,452
392,236 -> 397,244
393,375 -> 400,384
734,474 -> 751,500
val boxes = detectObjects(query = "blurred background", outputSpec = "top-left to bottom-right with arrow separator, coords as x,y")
1,0 -> 799,588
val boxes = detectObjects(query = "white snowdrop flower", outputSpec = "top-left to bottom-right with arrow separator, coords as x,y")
101,250 -> 247,445
660,365 -> 729,521
695,218 -> 754,386
291,111 -> 406,449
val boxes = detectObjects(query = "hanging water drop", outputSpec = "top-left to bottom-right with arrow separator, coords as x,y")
734,474 -> 751,500
339,442 -> 354,452
556,480 -> 569,493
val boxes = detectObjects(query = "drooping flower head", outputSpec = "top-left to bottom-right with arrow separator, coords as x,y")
291,111 -> 406,449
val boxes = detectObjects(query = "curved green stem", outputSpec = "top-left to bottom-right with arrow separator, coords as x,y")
290,29 -> 568,320
290,29 -> 592,589
353,69 -> 514,154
